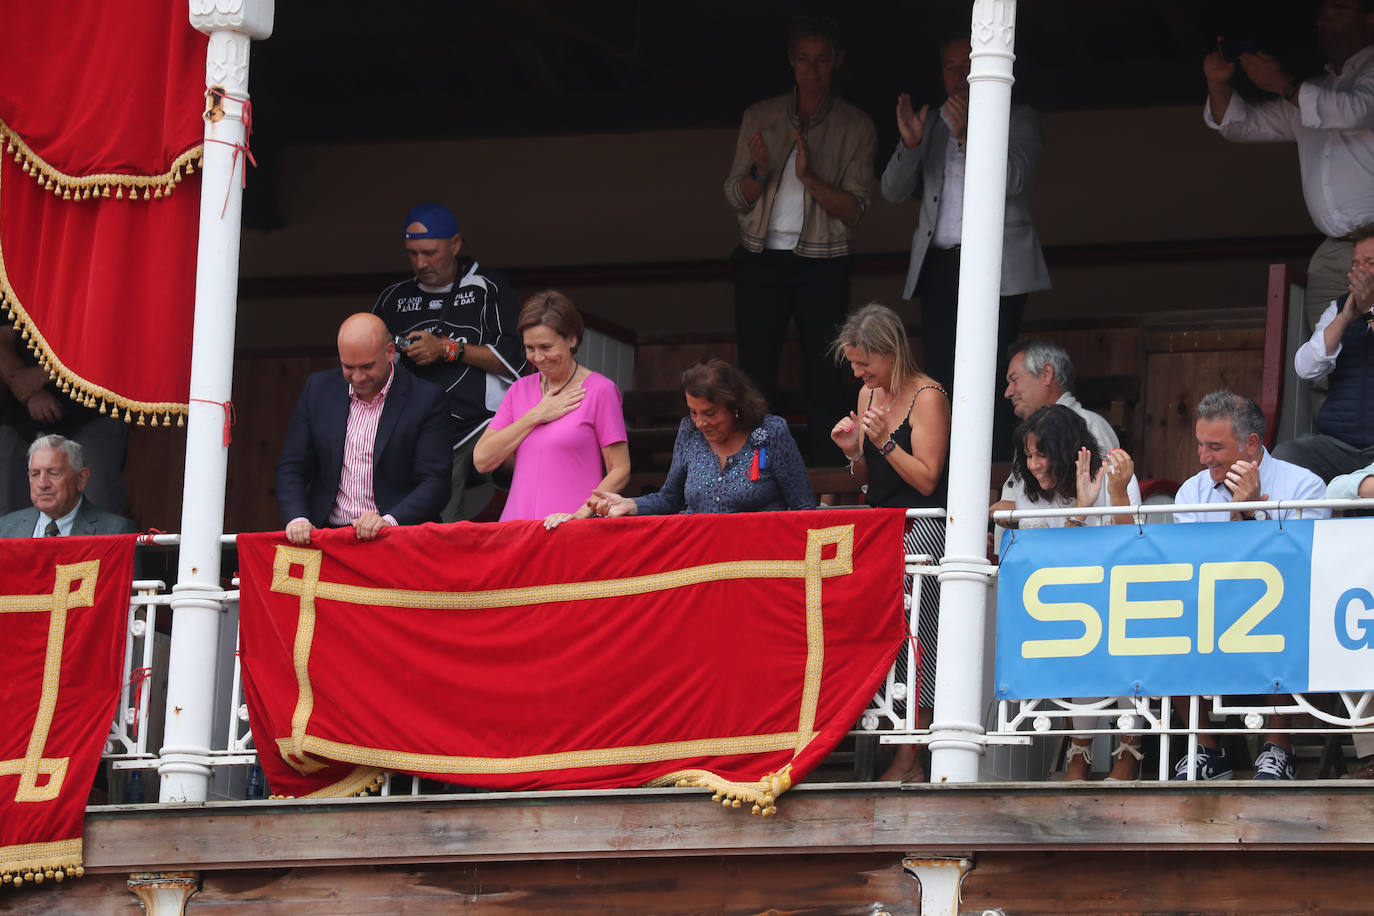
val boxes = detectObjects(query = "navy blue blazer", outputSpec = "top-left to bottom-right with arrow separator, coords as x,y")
275,365 -> 454,528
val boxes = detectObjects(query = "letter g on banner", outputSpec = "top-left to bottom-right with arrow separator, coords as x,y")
1334,588 -> 1374,650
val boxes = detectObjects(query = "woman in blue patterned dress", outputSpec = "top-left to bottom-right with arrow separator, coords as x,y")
587,359 -> 815,517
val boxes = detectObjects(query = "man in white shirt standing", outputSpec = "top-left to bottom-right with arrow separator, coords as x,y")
1171,390 -> 1328,781
1203,0 -> 1374,326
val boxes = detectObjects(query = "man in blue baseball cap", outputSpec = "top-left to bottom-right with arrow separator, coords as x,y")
372,202 -> 526,521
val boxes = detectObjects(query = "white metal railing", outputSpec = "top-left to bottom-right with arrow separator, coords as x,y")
104,582 -> 168,769
97,501 -> 1374,800
992,496 -> 1372,525
218,583 -> 256,767
102,558 -> 258,802
851,552 -> 937,737
850,509 -> 944,742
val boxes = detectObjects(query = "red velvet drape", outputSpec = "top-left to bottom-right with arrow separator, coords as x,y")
0,534 -> 135,885
237,510 -> 907,812
0,3 -> 208,418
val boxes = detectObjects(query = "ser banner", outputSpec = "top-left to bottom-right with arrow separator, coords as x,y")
996,518 -> 1374,700
236,509 -> 906,814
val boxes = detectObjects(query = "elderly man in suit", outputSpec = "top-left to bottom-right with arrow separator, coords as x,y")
276,313 -> 453,545
0,434 -> 136,537
880,32 -> 1050,457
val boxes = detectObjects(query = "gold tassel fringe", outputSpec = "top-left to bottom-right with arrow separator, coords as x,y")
0,126 -> 192,422
0,284 -> 188,425
1,119 -> 201,204
1,837 -> 85,890
1,864 -> 84,889
645,765 -> 793,817
294,766 -> 389,800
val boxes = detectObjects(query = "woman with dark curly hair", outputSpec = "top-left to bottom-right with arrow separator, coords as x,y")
1009,405 -> 1139,528
1009,404 -> 1144,780
587,359 -> 815,517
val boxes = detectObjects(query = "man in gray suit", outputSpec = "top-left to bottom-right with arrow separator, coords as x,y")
880,32 -> 1050,456
0,434 -> 136,537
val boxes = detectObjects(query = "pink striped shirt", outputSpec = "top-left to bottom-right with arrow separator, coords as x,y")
328,366 -> 398,526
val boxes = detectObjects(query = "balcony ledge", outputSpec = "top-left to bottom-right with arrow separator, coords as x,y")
81,779 -> 1374,874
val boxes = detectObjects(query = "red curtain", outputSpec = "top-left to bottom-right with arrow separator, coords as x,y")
0,3 -> 208,420
0,535 -> 135,886
237,509 -> 907,812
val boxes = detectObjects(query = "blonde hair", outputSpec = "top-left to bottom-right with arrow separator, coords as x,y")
830,302 -> 920,391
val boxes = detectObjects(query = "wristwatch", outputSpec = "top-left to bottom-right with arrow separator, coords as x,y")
879,437 -> 898,456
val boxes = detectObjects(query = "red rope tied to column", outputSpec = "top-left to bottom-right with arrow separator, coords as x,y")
203,89 -> 256,218
190,397 -> 236,445
124,666 -> 154,737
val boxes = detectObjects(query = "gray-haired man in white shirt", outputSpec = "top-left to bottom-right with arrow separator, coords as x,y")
992,339 -> 1118,520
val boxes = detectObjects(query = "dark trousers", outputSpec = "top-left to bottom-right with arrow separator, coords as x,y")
916,246 -> 1028,462
732,247 -> 851,465
1272,433 -> 1374,483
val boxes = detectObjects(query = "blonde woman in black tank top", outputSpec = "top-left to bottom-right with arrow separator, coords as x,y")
829,303 -> 950,782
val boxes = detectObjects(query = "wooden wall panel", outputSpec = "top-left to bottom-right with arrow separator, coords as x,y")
224,353 -> 336,535
1141,336 -> 1265,486
124,423 -> 187,533
633,339 -> 739,390
119,353 -> 335,539
961,850 -> 1374,915
14,856 -> 916,916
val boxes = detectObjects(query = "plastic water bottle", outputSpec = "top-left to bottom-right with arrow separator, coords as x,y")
126,770 -> 145,803
245,764 -> 265,800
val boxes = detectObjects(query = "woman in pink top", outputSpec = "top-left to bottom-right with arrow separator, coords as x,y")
474,291 -> 630,525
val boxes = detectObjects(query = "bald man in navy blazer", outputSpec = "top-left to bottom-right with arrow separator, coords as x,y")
276,313 -> 454,544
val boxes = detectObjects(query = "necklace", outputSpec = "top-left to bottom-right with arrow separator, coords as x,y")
542,359 -> 580,396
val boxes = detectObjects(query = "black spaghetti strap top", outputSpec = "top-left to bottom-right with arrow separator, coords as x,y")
862,385 -> 950,510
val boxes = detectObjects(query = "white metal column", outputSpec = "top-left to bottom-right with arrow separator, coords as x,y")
158,0 -> 274,804
929,0 -> 1018,783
